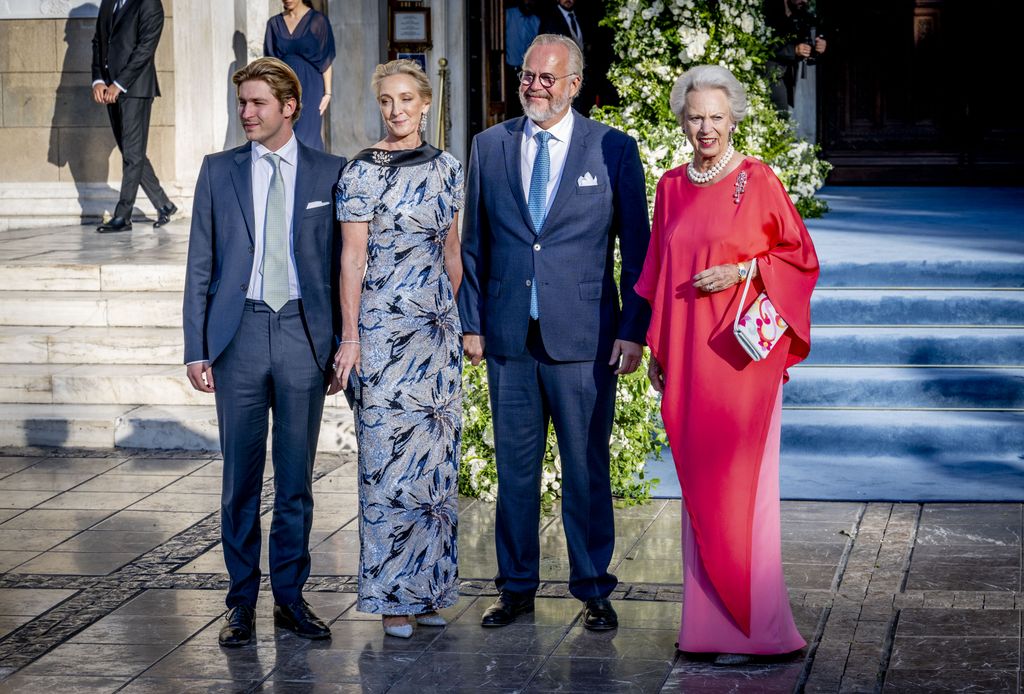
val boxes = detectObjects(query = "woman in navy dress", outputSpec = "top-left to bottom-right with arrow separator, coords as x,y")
264,0 -> 336,151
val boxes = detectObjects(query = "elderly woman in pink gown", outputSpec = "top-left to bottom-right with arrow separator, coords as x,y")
635,65 -> 819,664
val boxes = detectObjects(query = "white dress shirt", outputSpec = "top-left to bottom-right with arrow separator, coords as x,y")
248,133 -> 302,303
521,110 -> 575,219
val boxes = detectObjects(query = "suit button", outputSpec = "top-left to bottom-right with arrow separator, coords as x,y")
240,284 -> 247,291
248,246 -> 254,254
533,243 -> 541,251
525,279 -> 532,287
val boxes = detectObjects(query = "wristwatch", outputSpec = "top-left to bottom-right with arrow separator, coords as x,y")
737,262 -> 749,281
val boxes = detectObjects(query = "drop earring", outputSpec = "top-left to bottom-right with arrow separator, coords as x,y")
419,112 -> 428,134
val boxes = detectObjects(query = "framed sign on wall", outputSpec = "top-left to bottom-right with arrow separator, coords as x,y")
389,3 -> 431,52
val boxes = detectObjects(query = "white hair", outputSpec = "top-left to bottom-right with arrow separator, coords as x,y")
523,33 -> 585,81
669,65 -> 748,124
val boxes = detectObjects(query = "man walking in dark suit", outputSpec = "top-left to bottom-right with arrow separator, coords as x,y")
459,34 -> 651,631
91,0 -> 176,232
183,57 -> 345,647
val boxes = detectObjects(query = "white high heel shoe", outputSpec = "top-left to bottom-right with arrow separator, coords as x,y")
382,616 -> 413,639
415,611 -> 447,627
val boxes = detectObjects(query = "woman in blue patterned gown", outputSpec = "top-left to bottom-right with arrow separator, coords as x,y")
334,60 -> 463,638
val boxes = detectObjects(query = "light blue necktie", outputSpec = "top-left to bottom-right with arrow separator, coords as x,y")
261,153 -> 289,312
527,130 -> 552,320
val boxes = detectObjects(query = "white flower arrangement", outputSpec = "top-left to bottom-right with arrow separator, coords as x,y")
594,0 -> 831,218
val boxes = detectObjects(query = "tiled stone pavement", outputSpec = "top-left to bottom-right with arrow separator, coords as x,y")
0,449 -> 1021,693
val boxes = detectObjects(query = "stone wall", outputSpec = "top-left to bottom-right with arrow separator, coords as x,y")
0,5 -> 176,227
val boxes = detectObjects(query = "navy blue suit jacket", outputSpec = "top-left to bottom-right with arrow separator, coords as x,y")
458,112 -> 651,361
182,140 -> 346,369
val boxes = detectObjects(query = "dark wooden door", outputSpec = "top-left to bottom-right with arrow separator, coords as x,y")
819,0 -> 1024,183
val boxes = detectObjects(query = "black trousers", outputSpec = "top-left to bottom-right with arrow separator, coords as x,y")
107,96 -> 170,219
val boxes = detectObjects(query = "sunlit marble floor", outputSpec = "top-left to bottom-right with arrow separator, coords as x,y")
0,449 -> 1021,692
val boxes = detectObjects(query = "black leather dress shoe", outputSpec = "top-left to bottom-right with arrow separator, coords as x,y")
218,604 -> 255,647
153,203 -> 177,228
480,592 -> 535,627
96,216 -> 132,233
274,598 -> 331,639
583,597 -> 618,631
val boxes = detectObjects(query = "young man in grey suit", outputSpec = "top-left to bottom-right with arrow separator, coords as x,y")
183,58 -> 345,647
91,0 -> 176,232
459,34 -> 651,631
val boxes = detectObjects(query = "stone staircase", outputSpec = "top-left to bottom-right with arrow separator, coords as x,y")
0,245 -> 356,453
781,253 -> 1024,501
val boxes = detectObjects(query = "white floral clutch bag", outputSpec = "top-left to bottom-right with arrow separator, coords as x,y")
733,258 -> 788,362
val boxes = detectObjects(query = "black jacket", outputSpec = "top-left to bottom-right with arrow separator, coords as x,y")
91,0 -> 164,98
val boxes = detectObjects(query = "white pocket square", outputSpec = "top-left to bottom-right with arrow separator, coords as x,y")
306,200 -> 330,209
577,172 -> 599,187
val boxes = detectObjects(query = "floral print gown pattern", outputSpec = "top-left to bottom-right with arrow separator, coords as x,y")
336,147 -> 464,614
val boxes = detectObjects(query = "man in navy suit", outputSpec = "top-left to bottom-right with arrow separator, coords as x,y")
459,34 -> 651,630
91,0 -> 176,232
183,57 -> 345,647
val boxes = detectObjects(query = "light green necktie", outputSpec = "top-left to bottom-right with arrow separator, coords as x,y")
261,152 -> 289,312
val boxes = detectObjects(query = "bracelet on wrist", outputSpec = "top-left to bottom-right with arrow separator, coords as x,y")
340,339 -> 359,345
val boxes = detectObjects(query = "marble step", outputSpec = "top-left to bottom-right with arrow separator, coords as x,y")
0,326 -> 183,365
0,363 -> 353,409
786,366 -> 1024,409
0,404 -> 356,452
806,326 -> 1024,366
0,261 -> 184,292
780,408 -> 1024,458
0,291 -> 182,327
811,289 -> 1024,326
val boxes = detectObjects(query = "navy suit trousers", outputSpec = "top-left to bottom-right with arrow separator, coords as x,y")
486,321 -> 618,600
214,299 -> 327,608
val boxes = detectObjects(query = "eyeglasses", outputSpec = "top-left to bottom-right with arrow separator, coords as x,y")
517,71 -> 577,89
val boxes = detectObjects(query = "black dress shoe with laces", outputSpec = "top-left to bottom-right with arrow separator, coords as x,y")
218,604 -> 255,647
153,203 -> 177,228
274,598 -> 331,639
480,591 -> 535,627
96,216 -> 132,233
583,597 -> 618,631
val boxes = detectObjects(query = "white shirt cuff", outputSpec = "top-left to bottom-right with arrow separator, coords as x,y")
185,360 -> 209,366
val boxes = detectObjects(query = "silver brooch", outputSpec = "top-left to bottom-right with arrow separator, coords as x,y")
372,150 -> 392,166
733,171 -> 747,204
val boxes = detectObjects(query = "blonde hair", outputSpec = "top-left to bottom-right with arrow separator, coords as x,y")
372,59 -> 432,102
669,64 -> 748,125
232,57 -> 302,123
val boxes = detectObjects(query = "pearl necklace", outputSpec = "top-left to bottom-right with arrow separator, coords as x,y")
687,143 -> 736,184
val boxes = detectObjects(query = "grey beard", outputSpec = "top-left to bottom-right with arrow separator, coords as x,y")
520,90 -> 572,123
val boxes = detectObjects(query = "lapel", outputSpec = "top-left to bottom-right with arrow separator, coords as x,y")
291,141 -> 316,241
501,117 -> 536,234
229,143 -> 255,244
111,0 -> 133,33
101,0 -> 115,34
543,110 -> 590,231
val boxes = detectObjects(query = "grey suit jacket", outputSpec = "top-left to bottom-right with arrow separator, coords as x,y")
458,111 -> 651,361
182,140 -> 346,368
